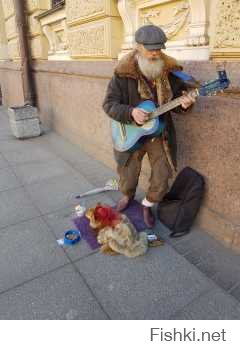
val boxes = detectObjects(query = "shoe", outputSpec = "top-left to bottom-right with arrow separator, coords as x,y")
143,206 -> 155,228
116,196 -> 130,212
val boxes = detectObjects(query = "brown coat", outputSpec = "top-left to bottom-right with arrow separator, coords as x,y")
103,50 -> 190,168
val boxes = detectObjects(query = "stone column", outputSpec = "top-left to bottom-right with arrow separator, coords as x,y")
0,1 -> 9,60
187,0 -> 209,46
117,0 -> 136,58
38,6 -> 69,61
1,0 -> 21,60
26,0 -> 50,59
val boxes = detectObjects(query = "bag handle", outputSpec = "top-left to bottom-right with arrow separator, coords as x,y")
170,229 -> 190,238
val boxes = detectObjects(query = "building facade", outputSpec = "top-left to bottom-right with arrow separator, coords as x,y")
0,0 -> 239,250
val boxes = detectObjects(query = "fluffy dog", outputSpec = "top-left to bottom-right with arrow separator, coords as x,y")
85,204 -> 148,258
97,214 -> 148,258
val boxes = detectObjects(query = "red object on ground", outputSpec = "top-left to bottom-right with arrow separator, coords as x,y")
94,204 -> 121,227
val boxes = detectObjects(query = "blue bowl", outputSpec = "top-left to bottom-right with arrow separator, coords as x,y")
64,229 -> 81,245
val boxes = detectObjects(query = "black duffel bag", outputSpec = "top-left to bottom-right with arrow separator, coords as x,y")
157,167 -> 205,237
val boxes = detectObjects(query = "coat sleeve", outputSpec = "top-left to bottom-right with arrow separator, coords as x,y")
102,74 -> 134,124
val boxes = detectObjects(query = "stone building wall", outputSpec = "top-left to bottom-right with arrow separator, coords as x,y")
0,0 -> 239,251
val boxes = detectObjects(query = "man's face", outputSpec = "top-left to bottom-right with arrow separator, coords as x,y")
136,44 -> 164,80
139,45 -> 162,61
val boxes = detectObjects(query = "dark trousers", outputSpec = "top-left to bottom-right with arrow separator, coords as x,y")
117,136 -> 172,203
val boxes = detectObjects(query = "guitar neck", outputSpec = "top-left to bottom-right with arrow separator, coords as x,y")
149,89 -> 198,119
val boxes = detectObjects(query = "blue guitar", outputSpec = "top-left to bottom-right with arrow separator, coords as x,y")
112,70 -> 230,152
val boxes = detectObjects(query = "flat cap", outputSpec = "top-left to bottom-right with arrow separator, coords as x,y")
135,24 -> 167,50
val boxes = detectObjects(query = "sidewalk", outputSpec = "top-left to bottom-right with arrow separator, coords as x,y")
0,106 -> 240,319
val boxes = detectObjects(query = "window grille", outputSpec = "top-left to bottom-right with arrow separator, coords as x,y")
52,0 -> 65,7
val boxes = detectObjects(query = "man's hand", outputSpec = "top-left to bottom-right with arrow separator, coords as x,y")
180,91 -> 196,109
131,108 -> 150,125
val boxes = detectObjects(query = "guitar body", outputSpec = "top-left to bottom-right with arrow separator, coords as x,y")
111,70 -> 230,152
112,100 -> 165,152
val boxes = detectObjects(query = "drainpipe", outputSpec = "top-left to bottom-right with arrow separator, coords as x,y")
8,1 -> 40,139
13,0 -> 34,106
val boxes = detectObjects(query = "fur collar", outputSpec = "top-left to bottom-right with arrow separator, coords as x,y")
114,49 -> 182,79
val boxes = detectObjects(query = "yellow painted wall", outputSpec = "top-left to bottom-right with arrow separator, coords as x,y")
0,0 -> 239,61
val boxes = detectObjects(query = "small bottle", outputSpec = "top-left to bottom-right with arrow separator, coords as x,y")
75,204 -> 86,217
147,234 -> 158,242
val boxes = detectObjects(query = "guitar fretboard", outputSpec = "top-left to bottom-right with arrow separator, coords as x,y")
149,89 -> 199,120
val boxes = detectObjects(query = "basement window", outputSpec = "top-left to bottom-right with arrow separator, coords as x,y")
37,0 -> 65,19
52,0 -> 65,7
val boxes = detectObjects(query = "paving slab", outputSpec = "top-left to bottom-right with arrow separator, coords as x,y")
0,264 -> 108,320
0,138 -> 40,151
0,187 -> 40,229
0,217 -> 69,293
0,167 -> 21,192
24,172 -> 94,215
230,283 -> 240,302
75,246 -> 214,320
0,113 -> 12,138
0,139 -> 59,165
0,112 -> 11,129
171,289 -> 240,319
0,128 -> 12,140
33,131 -> 117,185
211,268 -> 240,291
181,229 -> 240,290
12,158 -> 79,186
0,154 -> 9,169
154,221 -> 240,292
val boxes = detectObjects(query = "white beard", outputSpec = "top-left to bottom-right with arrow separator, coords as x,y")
137,54 -> 164,80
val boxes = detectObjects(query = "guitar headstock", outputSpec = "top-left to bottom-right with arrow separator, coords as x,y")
198,68 -> 230,97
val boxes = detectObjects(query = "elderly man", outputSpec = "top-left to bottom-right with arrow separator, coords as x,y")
103,25 -> 195,228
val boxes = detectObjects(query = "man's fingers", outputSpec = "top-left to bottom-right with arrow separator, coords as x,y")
138,108 -> 149,114
182,91 -> 196,103
136,109 -> 150,123
182,97 -> 192,104
132,108 -> 151,125
180,92 -> 196,109
181,103 -> 188,109
138,109 -> 149,118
